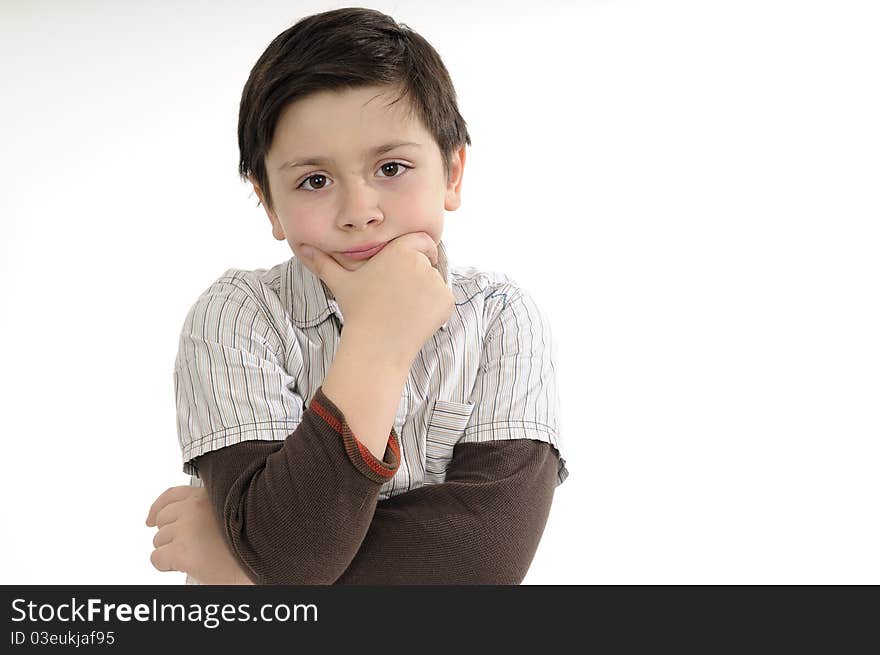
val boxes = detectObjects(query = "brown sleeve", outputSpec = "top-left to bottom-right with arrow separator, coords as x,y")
191,385 -> 400,585
333,439 -> 560,585
200,418 -> 560,584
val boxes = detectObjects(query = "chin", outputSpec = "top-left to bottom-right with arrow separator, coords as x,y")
335,256 -> 364,271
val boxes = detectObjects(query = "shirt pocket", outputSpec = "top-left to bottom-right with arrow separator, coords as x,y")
424,399 -> 475,485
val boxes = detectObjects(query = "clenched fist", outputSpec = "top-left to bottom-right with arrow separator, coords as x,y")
296,232 -> 454,366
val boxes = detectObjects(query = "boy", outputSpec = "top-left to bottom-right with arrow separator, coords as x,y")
146,7 -> 569,585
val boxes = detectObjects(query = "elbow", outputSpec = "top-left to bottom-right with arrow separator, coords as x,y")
224,503 -> 366,585
218,456 -> 377,585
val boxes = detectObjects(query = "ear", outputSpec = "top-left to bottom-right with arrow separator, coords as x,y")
444,145 -> 466,211
249,175 -> 285,241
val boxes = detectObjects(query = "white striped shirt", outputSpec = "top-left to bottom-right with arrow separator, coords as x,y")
174,239 -> 568,579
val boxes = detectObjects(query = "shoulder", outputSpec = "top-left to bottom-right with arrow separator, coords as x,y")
189,261 -> 286,311
451,262 -> 523,314
178,260 -> 292,349
449,262 -> 547,329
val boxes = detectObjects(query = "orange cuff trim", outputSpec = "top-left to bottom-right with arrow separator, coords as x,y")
353,430 -> 400,477
310,396 -> 343,434
309,394 -> 400,482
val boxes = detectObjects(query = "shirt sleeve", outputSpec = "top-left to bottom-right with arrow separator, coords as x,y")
333,438 -> 560,584
192,385 -> 401,585
461,285 -> 570,486
173,271 -> 304,474
194,434 -> 559,585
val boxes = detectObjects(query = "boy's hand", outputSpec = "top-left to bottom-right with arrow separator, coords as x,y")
296,232 -> 455,364
145,486 -> 255,585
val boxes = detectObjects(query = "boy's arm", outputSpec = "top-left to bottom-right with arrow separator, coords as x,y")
192,381 -> 403,585
185,309 -> 414,585
335,437 -> 560,584
197,435 -> 560,584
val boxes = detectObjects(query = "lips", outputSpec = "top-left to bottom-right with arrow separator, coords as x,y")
343,241 -> 387,254
340,241 -> 388,260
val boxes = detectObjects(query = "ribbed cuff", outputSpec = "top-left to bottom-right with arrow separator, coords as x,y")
309,386 -> 400,484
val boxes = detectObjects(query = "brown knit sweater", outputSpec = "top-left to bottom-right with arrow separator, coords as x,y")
192,385 -> 561,585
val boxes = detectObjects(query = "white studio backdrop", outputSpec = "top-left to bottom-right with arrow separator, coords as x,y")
0,0 -> 877,584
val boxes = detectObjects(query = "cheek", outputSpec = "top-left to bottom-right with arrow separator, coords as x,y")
279,212 -> 320,242
393,182 -> 443,223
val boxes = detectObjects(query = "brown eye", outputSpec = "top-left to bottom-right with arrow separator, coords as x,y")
378,161 -> 411,178
300,174 -> 327,190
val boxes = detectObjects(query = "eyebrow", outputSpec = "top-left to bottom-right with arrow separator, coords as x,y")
277,141 -> 422,172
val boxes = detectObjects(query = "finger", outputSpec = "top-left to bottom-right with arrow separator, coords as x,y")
154,499 -> 187,528
145,486 -> 189,525
152,524 -> 176,549
395,231 -> 438,268
145,486 -> 193,526
296,242 -> 348,290
150,543 -> 182,573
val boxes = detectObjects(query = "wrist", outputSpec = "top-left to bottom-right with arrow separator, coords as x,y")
338,321 -> 416,376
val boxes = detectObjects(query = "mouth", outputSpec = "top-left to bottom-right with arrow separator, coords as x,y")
339,241 -> 388,260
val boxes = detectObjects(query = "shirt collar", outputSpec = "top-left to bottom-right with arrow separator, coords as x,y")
284,239 -> 453,332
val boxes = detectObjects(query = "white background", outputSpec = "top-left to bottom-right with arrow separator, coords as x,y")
1,0 -> 877,584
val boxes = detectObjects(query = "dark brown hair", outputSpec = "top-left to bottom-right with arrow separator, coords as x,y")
238,7 -> 472,214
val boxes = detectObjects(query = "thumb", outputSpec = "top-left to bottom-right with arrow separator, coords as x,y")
297,243 -> 346,290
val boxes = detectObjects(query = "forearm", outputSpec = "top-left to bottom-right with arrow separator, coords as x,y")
321,322 -> 413,461
334,440 -> 560,585
194,386 -> 400,585
194,324 -> 414,584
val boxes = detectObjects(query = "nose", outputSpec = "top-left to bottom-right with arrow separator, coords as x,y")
337,177 -> 383,230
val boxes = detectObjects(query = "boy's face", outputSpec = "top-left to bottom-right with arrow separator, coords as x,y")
250,84 -> 465,272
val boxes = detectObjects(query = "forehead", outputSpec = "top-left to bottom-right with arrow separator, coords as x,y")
269,85 -> 427,158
